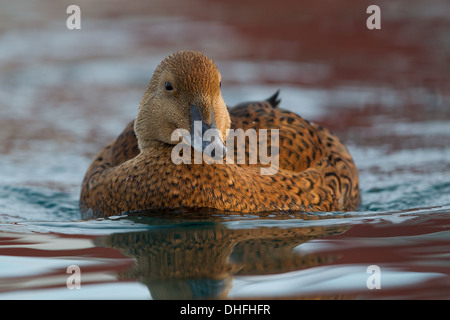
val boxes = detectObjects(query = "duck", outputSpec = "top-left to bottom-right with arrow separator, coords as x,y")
79,51 -> 360,218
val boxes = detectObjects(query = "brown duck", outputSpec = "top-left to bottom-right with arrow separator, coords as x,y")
80,51 -> 360,218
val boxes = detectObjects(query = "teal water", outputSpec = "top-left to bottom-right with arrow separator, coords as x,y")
0,0 -> 449,300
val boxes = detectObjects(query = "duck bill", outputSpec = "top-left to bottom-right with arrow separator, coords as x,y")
190,104 -> 227,160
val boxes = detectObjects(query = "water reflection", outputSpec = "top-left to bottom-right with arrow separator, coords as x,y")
0,208 -> 448,299
98,219 -> 348,299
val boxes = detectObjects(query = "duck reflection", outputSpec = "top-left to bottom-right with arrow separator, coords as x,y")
97,213 -> 348,299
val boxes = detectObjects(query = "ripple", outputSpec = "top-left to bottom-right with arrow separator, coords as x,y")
0,185 -> 80,222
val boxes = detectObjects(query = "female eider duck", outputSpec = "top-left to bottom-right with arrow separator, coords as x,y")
80,51 -> 360,218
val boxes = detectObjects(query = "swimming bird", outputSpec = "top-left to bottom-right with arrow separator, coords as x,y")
79,51 -> 360,218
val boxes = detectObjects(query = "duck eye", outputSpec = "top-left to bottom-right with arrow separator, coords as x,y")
164,81 -> 173,91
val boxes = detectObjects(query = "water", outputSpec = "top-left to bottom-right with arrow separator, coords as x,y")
0,0 -> 449,300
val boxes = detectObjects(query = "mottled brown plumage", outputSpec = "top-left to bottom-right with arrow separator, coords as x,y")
80,51 -> 360,218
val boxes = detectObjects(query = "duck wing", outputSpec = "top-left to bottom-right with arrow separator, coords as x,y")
228,91 -> 325,172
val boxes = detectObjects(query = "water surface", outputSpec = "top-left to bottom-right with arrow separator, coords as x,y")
0,0 -> 449,299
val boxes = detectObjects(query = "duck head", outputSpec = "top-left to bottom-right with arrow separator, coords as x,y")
135,51 -> 230,158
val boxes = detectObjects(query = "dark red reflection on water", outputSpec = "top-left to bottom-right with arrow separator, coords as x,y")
0,232 -> 134,295
1,211 -> 448,299
175,0 -> 449,90
322,212 -> 450,299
